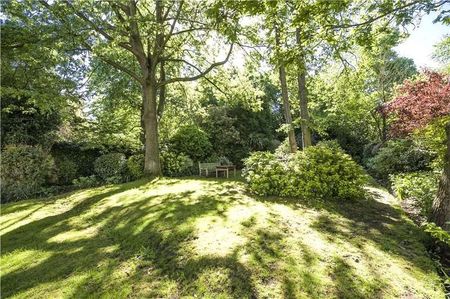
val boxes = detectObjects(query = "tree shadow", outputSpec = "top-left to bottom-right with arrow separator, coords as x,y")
1,179 -> 438,298
255,189 -> 435,275
1,179 -> 255,298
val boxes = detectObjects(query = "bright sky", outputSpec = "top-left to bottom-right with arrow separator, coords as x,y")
395,11 -> 449,69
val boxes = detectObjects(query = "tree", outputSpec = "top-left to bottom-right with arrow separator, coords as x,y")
288,0 -> 438,148
36,0 -> 238,176
1,8 -> 81,148
383,71 -> 450,229
275,25 -> 298,153
433,34 -> 450,74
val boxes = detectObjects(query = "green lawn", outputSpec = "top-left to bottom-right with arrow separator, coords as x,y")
1,177 -> 445,298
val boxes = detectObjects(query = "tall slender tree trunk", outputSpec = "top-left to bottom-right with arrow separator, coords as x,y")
296,29 -> 312,149
142,72 -> 162,176
430,121 -> 450,231
275,27 -> 297,153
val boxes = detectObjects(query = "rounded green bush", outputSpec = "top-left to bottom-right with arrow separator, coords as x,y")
161,151 -> 194,177
243,142 -> 367,200
1,144 -> 55,202
94,153 -> 127,181
290,143 -> 367,200
127,154 -> 145,180
169,125 -> 212,161
242,152 -> 289,196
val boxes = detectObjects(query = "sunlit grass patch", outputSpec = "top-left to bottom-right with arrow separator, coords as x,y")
1,177 -> 444,298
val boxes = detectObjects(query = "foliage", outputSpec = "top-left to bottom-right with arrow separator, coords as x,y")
383,71 -> 450,136
1,97 -> 62,148
287,142 -> 367,200
412,115 -> 450,169
243,142 -> 367,200
94,153 -> 127,182
52,156 -> 79,186
199,82 -> 282,166
423,222 -> 450,247
390,172 -> 439,218
274,138 -> 291,158
127,154 -> 145,180
161,151 -> 194,177
50,142 -> 102,178
1,144 -> 55,202
365,139 -> 434,180
433,35 -> 450,74
169,125 -> 212,162
218,156 -> 232,165
72,176 -> 101,189
242,152 -> 288,196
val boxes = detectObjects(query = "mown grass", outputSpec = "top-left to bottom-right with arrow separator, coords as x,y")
1,177 -> 445,298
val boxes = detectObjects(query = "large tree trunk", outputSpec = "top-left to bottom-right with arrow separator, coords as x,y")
430,121 -> 450,231
275,28 -> 297,153
142,74 -> 162,176
296,29 -> 312,149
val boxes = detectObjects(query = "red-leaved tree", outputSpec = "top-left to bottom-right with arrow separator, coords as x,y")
383,71 -> 450,229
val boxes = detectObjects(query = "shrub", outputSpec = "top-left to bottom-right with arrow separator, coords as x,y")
219,156 -> 232,165
161,151 -> 194,177
72,175 -> 101,189
288,143 -> 367,200
242,152 -> 289,196
53,156 -> 78,185
94,153 -> 127,181
390,171 -> 439,218
243,143 -> 367,200
50,142 -> 101,177
169,125 -> 212,161
365,139 -> 434,180
1,144 -> 55,202
127,154 -> 145,180
423,222 -> 450,247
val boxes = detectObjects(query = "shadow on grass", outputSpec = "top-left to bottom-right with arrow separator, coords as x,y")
1,179 -> 256,298
254,189 -> 434,276
1,178 -> 438,298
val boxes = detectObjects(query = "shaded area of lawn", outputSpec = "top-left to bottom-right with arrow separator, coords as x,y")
1,178 -> 444,298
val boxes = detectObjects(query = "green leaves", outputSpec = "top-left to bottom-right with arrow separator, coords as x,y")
243,142 -> 367,200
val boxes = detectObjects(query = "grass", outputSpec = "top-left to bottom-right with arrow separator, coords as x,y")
1,177 -> 445,298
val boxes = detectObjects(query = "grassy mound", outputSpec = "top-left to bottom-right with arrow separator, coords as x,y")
1,178 -> 444,298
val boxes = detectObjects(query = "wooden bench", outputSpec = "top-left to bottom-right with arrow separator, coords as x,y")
198,162 -> 220,176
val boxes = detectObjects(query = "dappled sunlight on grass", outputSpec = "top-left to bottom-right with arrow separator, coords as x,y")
1,177 -> 444,298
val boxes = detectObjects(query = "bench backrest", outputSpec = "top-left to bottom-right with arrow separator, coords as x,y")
199,162 -> 220,171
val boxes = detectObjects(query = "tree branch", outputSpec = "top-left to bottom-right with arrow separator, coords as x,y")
159,43 -> 234,86
38,0 -> 142,85
328,0 -> 427,29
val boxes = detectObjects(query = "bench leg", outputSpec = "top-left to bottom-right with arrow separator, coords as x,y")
216,169 -> 218,178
